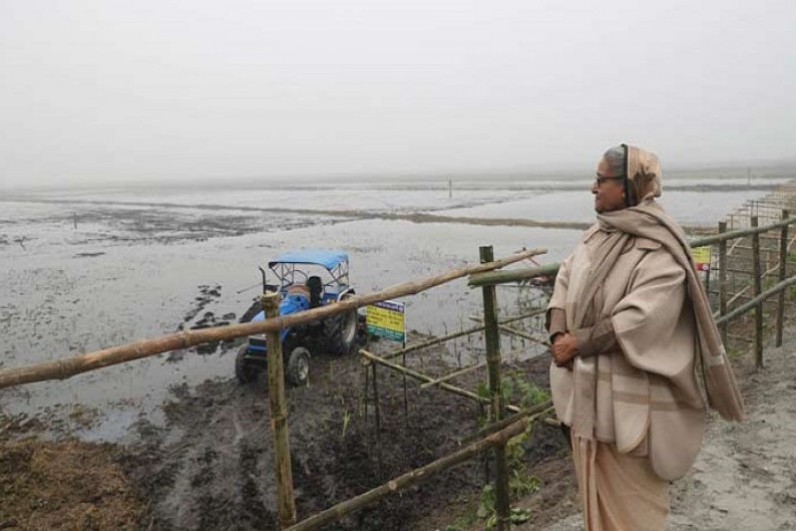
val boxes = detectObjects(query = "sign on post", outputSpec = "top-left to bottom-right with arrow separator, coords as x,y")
692,246 -> 711,272
366,300 -> 406,344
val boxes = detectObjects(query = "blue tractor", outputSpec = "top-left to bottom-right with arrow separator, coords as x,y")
235,250 -> 359,386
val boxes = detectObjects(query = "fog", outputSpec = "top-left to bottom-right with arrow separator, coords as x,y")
1,0 -> 794,189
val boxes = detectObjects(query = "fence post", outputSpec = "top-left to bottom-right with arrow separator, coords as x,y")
751,217 -> 764,368
264,291 -> 297,528
718,222 -> 728,346
777,210 -> 789,347
479,246 -> 510,530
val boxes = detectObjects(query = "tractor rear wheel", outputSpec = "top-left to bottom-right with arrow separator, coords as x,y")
286,345 -> 311,387
323,307 -> 358,356
235,345 -> 259,384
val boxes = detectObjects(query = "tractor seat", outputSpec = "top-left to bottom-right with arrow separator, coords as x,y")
306,276 -> 323,308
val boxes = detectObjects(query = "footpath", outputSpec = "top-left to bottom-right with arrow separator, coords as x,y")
540,326 -> 796,531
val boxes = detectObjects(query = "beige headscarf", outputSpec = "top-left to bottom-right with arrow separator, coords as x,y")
623,143 -> 662,206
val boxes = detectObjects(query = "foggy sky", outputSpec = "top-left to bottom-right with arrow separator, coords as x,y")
1,0 -> 794,188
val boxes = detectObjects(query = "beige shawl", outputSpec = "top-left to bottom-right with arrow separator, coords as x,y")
599,203 -> 745,422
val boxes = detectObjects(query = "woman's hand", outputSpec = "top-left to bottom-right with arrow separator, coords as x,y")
552,333 -> 579,369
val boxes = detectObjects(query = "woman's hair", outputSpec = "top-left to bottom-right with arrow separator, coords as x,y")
602,146 -> 625,177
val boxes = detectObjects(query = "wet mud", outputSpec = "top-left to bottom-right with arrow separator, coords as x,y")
115,343 -> 561,530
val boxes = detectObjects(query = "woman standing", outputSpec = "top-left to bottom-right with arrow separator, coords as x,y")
547,144 -> 745,530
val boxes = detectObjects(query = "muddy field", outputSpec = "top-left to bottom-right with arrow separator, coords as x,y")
1,179 -> 791,529
1,326 -> 563,530
0,189 -> 563,529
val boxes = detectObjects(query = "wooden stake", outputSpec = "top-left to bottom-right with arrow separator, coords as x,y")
718,221 -> 728,346
371,363 -> 383,476
479,246 -> 510,531
0,248 -> 546,390
264,292 -> 296,528
777,210 -> 789,347
751,216 -> 764,368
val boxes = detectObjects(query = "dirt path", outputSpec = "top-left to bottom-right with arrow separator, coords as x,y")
540,327 -> 796,530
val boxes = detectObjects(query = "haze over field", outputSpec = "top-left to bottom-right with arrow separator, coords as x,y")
1,0 -> 795,189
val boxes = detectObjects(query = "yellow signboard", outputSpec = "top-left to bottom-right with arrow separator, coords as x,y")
366,300 -> 406,343
692,246 -> 711,272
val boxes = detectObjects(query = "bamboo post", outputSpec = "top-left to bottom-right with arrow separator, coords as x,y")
718,221 -> 728,346
402,344 -> 409,425
751,216 -> 764,368
777,210 -> 789,347
264,292 -> 297,528
372,363 -> 382,432
363,364 -> 369,422
371,362 -> 383,476
479,246 -> 510,530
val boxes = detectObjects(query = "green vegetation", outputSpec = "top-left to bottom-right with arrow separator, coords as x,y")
469,372 -> 548,528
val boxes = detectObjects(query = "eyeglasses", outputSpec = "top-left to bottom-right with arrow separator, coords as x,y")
594,174 -> 624,187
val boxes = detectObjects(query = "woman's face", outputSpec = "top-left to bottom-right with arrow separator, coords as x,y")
592,158 -> 626,213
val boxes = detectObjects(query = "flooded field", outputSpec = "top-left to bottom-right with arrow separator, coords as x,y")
1,173 -> 792,528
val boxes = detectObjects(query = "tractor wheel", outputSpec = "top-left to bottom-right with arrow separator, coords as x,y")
235,345 -> 259,384
323,307 -> 358,356
286,345 -> 311,387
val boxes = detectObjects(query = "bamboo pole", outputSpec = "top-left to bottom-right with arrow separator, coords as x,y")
372,363 -> 382,432
469,262 -> 561,288
468,309 -> 547,326
689,216 -> 796,247
752,217 -> 764,368
359,350 -> 520,413
480,246 -> 510,531
468,316 -> 547,345
716,276 -> 796,325
286,413 -> 541,531
466,218 -> 796,289
420,361 -> 488,389
777,210 -> 789,347
713,253 -> 795,318
0,248 -> 546,390
718,221 -> 728,346
371,327 -> 482,365
264,292 -> 297,528
463,400 -> 553,444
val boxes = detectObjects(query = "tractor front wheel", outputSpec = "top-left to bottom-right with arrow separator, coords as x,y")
286,345 -> 311,387
235,345 -> 259,384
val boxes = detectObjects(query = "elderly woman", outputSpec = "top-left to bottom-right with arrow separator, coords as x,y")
547,145 -> 745,530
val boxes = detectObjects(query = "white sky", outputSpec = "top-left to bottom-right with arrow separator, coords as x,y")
1,0 -> 794,188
